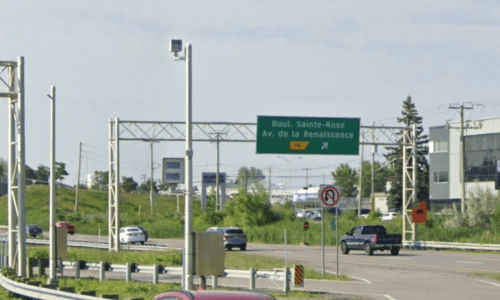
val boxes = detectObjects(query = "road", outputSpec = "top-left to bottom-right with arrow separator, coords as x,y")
59,234 -> 500,300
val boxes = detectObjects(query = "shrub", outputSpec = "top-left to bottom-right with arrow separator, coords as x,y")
444,186 -> 500,230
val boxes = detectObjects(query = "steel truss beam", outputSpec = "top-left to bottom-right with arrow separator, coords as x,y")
402,124 -> 417,242
109,120 -> 417,251
1,58 -> 27,275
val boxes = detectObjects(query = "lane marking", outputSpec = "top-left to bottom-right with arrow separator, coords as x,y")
384,257 -> 409,260
472,278 -> 500,288
455,261 -> 483,264
471,257 -> 498,261
311,267 -> 372,284
349,275 -> 372,284
385,295 -> 397,300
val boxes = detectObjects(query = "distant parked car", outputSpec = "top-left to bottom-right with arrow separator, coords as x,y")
56,222 -> 76,235
381,212 -> 399,222
206,227 -> 247,251
295,210 -> 312,218
120,226 -> 146,245
137,226 -> 149,242
28,225 -> 43,238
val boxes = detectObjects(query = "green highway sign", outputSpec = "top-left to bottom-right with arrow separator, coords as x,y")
256,116 -> 360,155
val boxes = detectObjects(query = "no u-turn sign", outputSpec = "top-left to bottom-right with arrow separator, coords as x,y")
319,185 -> 341,208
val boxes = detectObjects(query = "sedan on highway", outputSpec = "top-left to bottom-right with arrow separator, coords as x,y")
120,226 -> 146,245
381,212 -> 399,222
56,222 -> 76,235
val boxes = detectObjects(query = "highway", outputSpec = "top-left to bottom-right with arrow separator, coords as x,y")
59,234 -> 500,300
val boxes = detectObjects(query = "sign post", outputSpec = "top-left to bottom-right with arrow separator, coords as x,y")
319,185 -> 341,278
303,221 -> 309,245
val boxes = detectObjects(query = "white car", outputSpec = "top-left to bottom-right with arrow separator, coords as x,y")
120,226 -> 146,245
381,212 -> 399,222
296,210 -> 312,218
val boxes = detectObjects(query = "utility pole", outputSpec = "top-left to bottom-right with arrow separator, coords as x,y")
266,167 -> 272,202
75,142 -> 82,213
303,167 -> 311,187
449,103 -> 475,212
48,86 -> 57,284
371,128 -> 377,212
210,131 -> 226,211
150,141 -> 155,215
358,132 -> 364,217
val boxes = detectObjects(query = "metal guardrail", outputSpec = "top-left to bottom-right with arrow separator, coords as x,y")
403,241 -> 500,251
25,238 -> 182,252
0,273 -> 101,300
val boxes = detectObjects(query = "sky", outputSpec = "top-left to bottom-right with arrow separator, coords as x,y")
1,0 -> 500,192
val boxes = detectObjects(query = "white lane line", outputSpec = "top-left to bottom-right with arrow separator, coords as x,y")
384,295 -> 397,300
311,267 -> 372,284
455,261 -> 483,264
471,257 -> 498,261
349,275 -> 372,284
384,257 -> 410,260
473,278 -> 500,288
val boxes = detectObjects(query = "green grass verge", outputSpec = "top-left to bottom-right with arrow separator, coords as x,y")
472,272 -> 500,281
2,186 -> 500,246
26,246 -> 348,281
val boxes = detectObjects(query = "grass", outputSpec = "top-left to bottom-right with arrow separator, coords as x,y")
1,185 -> 500,247
26,246 -> 349,281
472,272 -> 500,281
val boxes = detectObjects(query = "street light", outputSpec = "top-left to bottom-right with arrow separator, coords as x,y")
170,39 -> 194,291
277,156 -> 301,202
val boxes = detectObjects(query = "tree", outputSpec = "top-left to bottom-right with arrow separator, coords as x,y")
139,178 -> 158,193
235,167 -> 265,187
36,165 -> 50,183
92,171 -> 109,191
331,164 -> 358,197
122,176 -> 138,193
25,165 -> 37,184
55,162 -> 69,182
0,158 -> 6,181
224,187 -> 276,230
359,160 -> 392,197
384,96 -> 429,211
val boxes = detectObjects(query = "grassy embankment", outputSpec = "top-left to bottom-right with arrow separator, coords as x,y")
1,185 -> 500,246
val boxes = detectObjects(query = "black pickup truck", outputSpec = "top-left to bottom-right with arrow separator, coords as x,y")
340,225 -> 402,256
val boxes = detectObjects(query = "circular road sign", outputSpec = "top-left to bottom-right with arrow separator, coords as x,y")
303,221 -> 309,230
320,186 -> 340,208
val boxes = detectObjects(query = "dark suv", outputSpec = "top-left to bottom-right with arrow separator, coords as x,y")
206,227 -> 247,251
28,225 -> 43,238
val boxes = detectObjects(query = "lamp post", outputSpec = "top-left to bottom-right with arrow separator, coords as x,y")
278,156 -> 301,202
170,39 -> 194,291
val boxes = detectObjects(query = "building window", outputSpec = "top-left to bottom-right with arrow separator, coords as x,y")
434,172 -> 448,183
433,141 -> 448,153
465,133 -> 500,182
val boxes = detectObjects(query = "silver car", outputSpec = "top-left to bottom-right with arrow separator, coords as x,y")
206,227 -> 247,251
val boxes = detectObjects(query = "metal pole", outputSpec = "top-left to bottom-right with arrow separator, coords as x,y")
322,207 -> 325,277
150,141 -> 154,215
336,207 -> 338,277
49,86 -> 57,284
184,43 -> 194,290
268,168 -> 271,202
460,106 -> 465,213
358,133 -> 364,217
17,56 -> 27,277
284,228 -> 287,268
216,136 -> 220,211
75,142 -> 82,213
8,62 -> 16,269
371,129 -> 375,212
